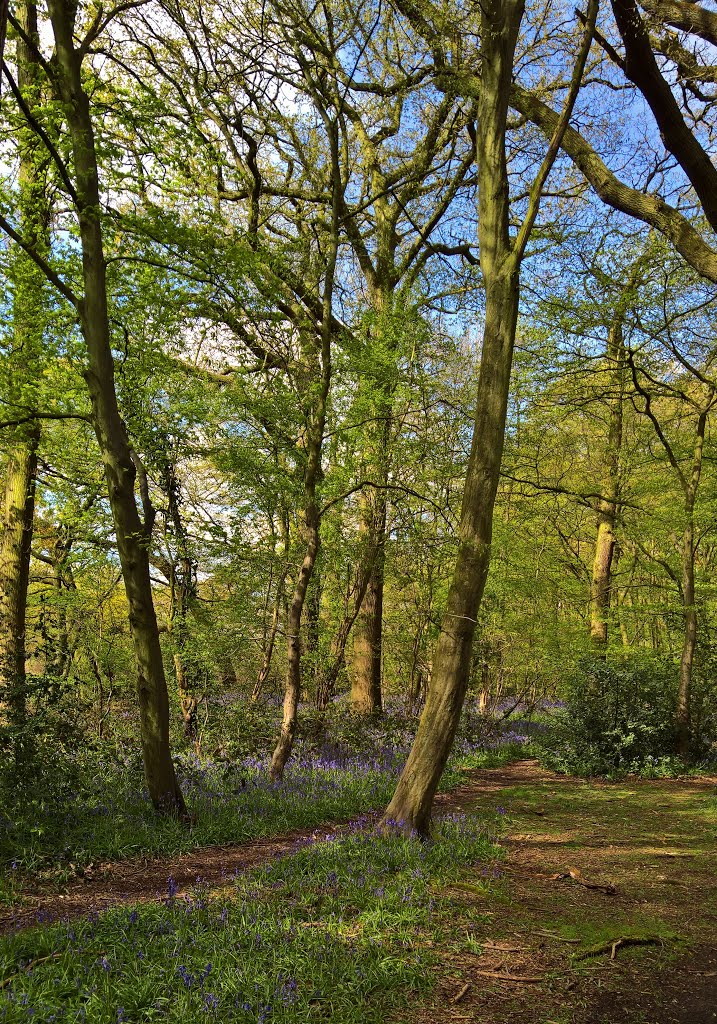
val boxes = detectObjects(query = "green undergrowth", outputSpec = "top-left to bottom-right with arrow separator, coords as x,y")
0,815 -> 503,1023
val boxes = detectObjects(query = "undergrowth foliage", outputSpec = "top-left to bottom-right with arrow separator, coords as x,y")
0,815 -> 501,1023
535,657 -> 717,778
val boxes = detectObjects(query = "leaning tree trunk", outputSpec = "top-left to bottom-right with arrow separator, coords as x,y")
381,0 -> 596,834
590,319 -> 625,651
48,0 -> 185,815
380,0 -> 522,832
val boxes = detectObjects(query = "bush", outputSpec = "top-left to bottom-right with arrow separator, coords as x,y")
536,656 -> 715,777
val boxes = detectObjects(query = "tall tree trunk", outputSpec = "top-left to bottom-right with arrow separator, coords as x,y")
351,284 -> 395,717
269,114 -> 341,780
163,463 -> 200,742
0,431 -> 39,753
252,572 -> 286,701
590,319 -> 625,650
305,573 -> 322,688
380,0 -> 524,833
0,0 -> 47,760
47,0 -> 185,816
675,408 -> 708,758
270,497 -> 320,779
381,0 -> 596,834
676,517 -> 696,758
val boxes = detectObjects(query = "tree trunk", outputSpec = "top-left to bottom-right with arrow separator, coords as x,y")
590,319 -> 625,650
676,518 -> 696,758
47,0 -> 185,816
253,510 -> 290,701
674,410 -> 707,758
305,574 -> 322,688
269,117 -> 341,780
351,490 -> 386,714
0,0 -> 47,760
252,574 -> 285,700
317,540 -> 378,709
380,0 -> 524,834
0,431 -> 39,752
270,501 -> 320,779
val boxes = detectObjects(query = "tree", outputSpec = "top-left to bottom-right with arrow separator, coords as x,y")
380,0 -> 597,832
2,0 -> 186,815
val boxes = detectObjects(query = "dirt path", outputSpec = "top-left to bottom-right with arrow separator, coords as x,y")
0,761 -> 541,935
410,761 -> 717,1024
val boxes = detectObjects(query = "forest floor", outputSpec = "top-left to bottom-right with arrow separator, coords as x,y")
2,760 -> 716,1022
409,760 -> 717,1024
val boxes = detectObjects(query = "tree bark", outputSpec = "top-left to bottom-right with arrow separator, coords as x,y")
380,0 -> 525,834
47,0 -> 185,816
590,320 -> 625,650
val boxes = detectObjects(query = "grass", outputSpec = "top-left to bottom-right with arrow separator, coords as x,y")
0,814 -> 503,1023
0,694 -> 529,894
3,750 -> 716,1023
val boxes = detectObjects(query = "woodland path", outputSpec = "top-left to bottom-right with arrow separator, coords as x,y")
3,760 -> 717,1023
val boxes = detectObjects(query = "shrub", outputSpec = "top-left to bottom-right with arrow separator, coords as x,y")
536,656 -> 715,777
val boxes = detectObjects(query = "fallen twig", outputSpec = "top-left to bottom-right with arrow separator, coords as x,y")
482,941 -> 527,952
531,929 -> 581,944
473,970 -> 545,983
451,982 -> 471,1003
0,953 -> 63,989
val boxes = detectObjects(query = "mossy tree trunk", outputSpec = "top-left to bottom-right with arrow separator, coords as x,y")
46,0 -> 185,815
381,0 -> 597,834
0,0 -> 48,761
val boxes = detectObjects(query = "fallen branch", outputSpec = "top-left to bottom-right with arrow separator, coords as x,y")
573,935 -> 662,961
548,867 -> 616,895
1,953 -> 63,989
482,941 -> 527,952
